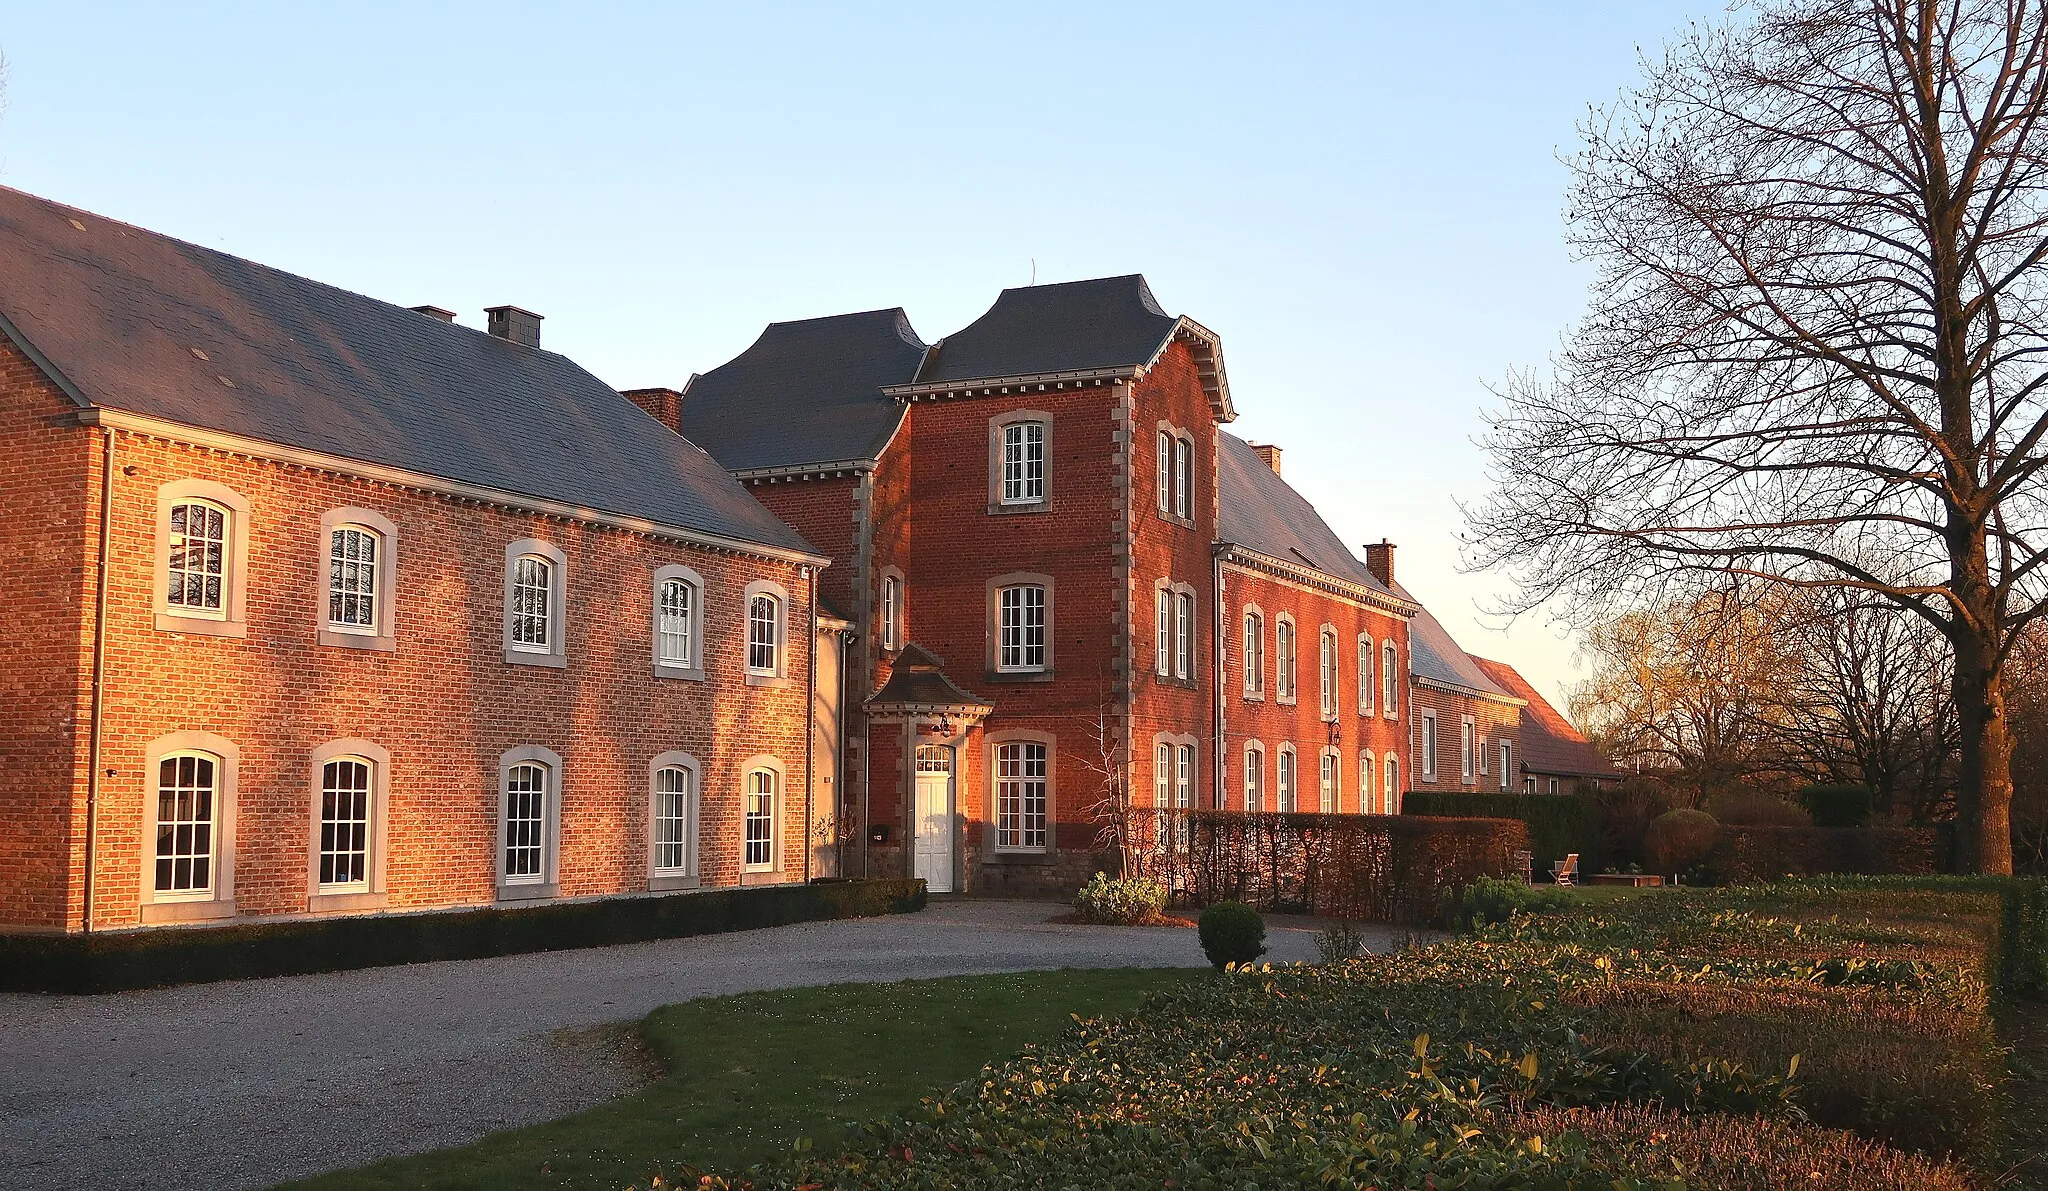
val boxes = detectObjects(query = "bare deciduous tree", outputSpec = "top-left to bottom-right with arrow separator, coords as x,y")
1470,0 -> 2048,872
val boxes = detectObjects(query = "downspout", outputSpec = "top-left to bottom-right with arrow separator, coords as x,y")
804,565 -> 816,883
1213,544 -> 1226,810
83,427 -> 115,933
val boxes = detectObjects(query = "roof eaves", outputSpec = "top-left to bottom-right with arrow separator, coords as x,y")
1144,316 -> 1235,422
80,407 -> 834,567
1219,544 -> 1418,616
882,364 -> 1139,399
0,305 -> 92,410
1413,672 -> 1528,706
730,457 -> 879,482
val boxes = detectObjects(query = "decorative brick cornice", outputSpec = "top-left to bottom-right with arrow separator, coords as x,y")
1218,546 -> 1418,617
1413,673 -> 1527,707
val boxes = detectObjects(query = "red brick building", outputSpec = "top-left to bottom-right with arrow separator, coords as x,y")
0,187 -> 836,932
1472,657 -> 1623,793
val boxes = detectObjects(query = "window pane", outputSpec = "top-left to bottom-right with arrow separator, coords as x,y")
1173,438 -> 1190,517
511,557 -> 552,648
327,527 -> 380,629
166,502 -> 229,614
1245,749 -> 1263,813
749,595 -> 780,673
154,753 -> 218,894
318,759 -> 372,888
998,585 -> 1046,671
1156,589 -> 1172,675
1176,593 -> 1194,679
1001,422 -> 1046,503
746,770 -> 776,867
995,742 -> 1047,849
654,766 -> 693,874
1156,431 -> 1172,512
504,763 -> 548,880
658,579 -> 694,665
1277,750 -> 1295,813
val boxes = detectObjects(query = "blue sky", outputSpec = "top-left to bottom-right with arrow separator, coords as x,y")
0,1 -> 1712,711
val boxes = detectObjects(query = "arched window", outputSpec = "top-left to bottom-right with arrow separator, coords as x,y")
1277,746 -> 1297,813
503,539 -> 567,666
1360,751 -> 1377,814
651,760 -> 699,879
1243,610 -> 1265,697
1382,640 -> 1399,717
1175,591 -> 1195,679
1175,742 -> 1195,845
326,525 -> 382,633
745,768 -> 778,871
1157,430 -> 1173,513
1385,753 -> 1401,813
502,761 -> 550,884
166,500 -> 231,619
1276,618 -> 1297,701
154,751 -> 221,896
748,594 -> 781,674
1358,634 -> 1374,714
1320,627 -> 1340,718
1244,744 -> 1265,812
317,756 -> 374,890
1155,586 -> 1173,676
1319,748 -> 1340,813
1173,436 -> 1192,518
658,578 -> 695,666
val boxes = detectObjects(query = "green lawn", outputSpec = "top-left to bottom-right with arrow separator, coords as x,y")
283,967 -> 1199,1191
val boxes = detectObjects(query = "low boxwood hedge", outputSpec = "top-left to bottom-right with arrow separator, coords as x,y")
0,878 -> 926,995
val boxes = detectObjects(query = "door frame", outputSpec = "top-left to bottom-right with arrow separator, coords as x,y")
912,741 -> 958,893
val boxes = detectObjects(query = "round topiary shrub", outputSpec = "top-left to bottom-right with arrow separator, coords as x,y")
1072,873 -> 1168,925
1645,808 -> 1720,876
1198,901 -> 1267,970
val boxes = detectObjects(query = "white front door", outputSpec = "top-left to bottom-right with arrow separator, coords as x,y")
914,745 -> 955,893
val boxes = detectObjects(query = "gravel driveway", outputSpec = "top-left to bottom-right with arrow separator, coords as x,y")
0,899 -> 1385,1190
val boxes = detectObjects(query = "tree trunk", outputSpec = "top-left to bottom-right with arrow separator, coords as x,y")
1952,621 -> 2015,875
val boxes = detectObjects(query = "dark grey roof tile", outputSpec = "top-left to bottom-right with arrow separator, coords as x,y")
914,275 -> 1178,384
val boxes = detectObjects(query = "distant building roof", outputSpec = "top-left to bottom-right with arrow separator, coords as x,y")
681,308 -> 926,474
893,274 -> 1234,419
1399,595 -> 1520,703
0,186 -> 817,559
1217,432 -> 1406,606
1472,657 -> 1621,780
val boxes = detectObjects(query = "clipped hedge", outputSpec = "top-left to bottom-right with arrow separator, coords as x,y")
1786,874 -> 2048,1002
1402,790 -> 1599,876
1128,810 -> 1527,925
1706,825 -> 1939,884
0,878 -> 927,995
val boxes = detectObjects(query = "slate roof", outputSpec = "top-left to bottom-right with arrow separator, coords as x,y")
0,186 -> 816,557
1472,658 -> 1620,779
912,275 -> 1180,384
1216,432 -> 1400,601
681,309 -> 925,473
1398,593 -> 1519,702
866,644 -> 992,712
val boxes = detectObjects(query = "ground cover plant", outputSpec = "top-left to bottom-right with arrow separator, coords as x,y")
282,968 -> 1196,1191
748,879 -> 2042,1189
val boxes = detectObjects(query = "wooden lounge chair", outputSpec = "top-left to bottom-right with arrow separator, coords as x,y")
1552,853 -> 1580,887
1512,849 -> 1534,885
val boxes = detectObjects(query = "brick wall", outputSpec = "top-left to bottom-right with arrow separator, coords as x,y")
1408,684 -> 1522,800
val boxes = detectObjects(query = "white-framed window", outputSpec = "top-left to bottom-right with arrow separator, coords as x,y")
998,583 -> 1047,672
1319,748 -> 1339,813
1549,777 -> 1561,795
1175,742 -> 1195,844
1385,752 -> 1401,813
154,480 -> 251,637
994,739 -> 1049,851
1175,591 -> 1195,679
1277,745 -> 1297,812
1499,741 -> 1513,791
1173,435 -> 1192,519
503,540 -> 567,667
1276,617 -> 1297,702
1421,711 -> 1438,781
1154,742 -> 1173,809
154,751 -> 221,897
1479,735 -> 1489,775
316,756 -> 373,890
1000,420 -> 1047,505
318,507 -> 398,650
1244,743 -> 1265,812
1461,717 -> 1476,782
1320,626 -> 1340,718
745,766 -> 779,871
881,572 -> 904,651
1155,585 -> 1173,676
1382,640 -> 1399,717
748,594 -> 781,673
1360,751 -> 1377,814
1157,429 -> 1173,513
1526,775 -> 1538,794
1358,634 -> 1374,715
503,763 -> 549,883
652,565 -> 705,678
1243,609 -> 1265,697
649,753 -> 701,883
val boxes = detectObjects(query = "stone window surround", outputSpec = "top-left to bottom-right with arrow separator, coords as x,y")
1319,623 -> 1341,720
1241,739 -> 1267,813
153,478 -> 252,639
743,578 -> 793,687
1381,639 -> 1400,719
651,564 -> 707,681
496,744 -> 564,901
1462,715 -> 1477,781
316,506 -> 400,652
740,753 -> 789,881
1153,420 -> 1196,526
647,750 -> 702,891
304,737 -> 393,913
987,408 -> 1054,513
1359,749 -> 1378,814
1275,743 -> 1299,812
502,538 -> 569,669
1150,731 -> 1200,809
1499,741 -> 1513,791
879,566 -> 906,653
1241,604 -> 1266,700
985,571 -> 1055,679
1357,632 -> 1374,716
1319,745 -> 1342,813
1274,613 -> 1298,705
986,729 -> 1056,859
1384,751 -> 1402,813
1420,710 -> 1439,782
1152,579 -> 1198,684
138,730 -> 240,924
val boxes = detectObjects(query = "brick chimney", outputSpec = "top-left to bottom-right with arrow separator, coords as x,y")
1364,539 -> 1395,587
485,305 -> 543,348
621,387 -> 686,433
1248,442 -> 1282,475
409,305 -> 457,323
